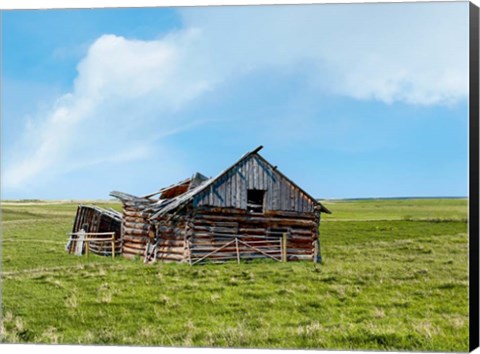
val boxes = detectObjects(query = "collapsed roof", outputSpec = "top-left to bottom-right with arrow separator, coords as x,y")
110,146 -> 331,218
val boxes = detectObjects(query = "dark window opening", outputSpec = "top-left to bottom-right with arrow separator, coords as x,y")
247,189 -> 265,213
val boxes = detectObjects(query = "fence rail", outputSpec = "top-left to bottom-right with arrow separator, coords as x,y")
188,232 -> 289,265
67,232 -> 117,259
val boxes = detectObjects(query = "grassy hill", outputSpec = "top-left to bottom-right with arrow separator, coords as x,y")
0,198 -> 468,351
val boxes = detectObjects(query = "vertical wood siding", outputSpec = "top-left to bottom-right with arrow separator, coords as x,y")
194,155 -> 316,212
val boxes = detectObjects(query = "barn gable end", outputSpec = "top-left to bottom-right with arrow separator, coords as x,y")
193,152 -> 320,213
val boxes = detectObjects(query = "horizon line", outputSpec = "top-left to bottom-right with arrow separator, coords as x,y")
0,195 -> 469,203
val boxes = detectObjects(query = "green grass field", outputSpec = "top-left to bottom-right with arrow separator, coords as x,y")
0,198 -> 469,351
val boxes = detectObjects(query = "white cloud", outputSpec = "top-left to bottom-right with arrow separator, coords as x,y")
3,3 -> 468,194
179,3 -> 468,105
3,29 -> 212,192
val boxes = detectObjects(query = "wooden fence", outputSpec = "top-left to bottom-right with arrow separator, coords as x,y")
67,232 -> 119,259
186,233 -> 288,265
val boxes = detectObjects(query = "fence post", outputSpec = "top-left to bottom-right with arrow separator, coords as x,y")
111,233 -> 115,260
187,239 -> 192,265
282,232 -> 287,262
235,238 -> 240,264
85,235 -> 89,257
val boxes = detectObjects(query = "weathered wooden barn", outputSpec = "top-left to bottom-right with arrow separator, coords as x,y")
110,146 -> 331,264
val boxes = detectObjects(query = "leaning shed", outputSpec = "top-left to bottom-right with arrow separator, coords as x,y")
111,146 -> 331,264
68,205 -> 123,256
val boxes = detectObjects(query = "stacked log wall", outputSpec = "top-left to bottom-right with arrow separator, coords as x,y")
122,202 -> 154,259
186,207 -> 320,264
154,216 -> 188,262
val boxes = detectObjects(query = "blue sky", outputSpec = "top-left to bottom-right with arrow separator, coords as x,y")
1,2 -> 470,200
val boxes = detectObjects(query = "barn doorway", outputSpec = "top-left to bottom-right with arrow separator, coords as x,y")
247,189 -> 265,213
